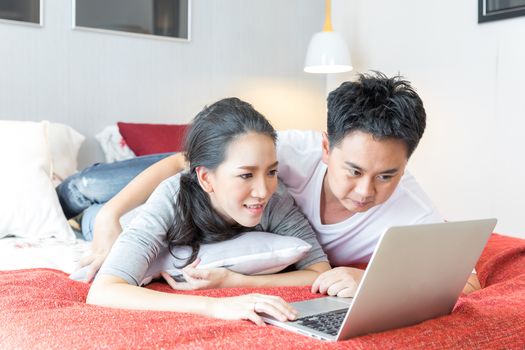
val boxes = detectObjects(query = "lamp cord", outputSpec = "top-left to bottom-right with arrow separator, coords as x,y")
323,0 -> 333,32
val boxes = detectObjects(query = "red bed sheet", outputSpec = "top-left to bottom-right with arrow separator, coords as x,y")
0,233 -> 524,349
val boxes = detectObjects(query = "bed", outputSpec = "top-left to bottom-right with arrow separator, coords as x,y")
0,233 -> 523,349
1,121 -> 524,349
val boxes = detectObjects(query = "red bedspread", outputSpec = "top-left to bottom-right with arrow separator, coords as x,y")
1,234 -> 524,349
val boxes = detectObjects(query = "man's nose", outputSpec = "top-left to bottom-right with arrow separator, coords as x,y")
355,177 -> 374,200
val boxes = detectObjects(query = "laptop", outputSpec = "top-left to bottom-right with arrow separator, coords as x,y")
262,219 -> 497,341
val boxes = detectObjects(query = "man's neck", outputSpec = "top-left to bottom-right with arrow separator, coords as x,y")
320,172 -> 355,225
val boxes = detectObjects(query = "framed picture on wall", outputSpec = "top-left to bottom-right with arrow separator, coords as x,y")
479,0 -> 525,23
73,0 -> 191,41
0,0 -> 42,26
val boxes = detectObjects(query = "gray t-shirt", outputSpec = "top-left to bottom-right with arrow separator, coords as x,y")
99,173 -> 328,285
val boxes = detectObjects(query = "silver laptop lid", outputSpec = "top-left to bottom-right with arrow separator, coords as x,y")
336,218 -> 496,340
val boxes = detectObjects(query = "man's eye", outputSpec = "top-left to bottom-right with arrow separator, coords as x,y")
378,174 -> 393,182
239,173 -> 253,179
268,169 -> 278,177
349,169 -> 361,177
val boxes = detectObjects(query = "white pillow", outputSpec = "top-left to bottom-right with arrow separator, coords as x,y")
48,123 -> 85,183
140,231 -> 312,285
70,232 -> 311,284
0,121 -> 75,241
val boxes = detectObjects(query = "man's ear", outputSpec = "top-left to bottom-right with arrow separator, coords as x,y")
321,132 -> 331,165
195,166 -> 214,193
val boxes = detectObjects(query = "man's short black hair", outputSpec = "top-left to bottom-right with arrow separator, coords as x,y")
327,71 -> 426,158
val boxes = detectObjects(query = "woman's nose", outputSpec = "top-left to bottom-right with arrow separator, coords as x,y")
251,177 -> 269,198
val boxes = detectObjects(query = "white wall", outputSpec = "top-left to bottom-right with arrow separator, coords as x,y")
5,0 -> 521,238
332,0 -> 525,238
0,0 -> 327,167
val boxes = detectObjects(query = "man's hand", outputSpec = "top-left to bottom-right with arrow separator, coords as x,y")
161,258 -> 236,290
76,210 -> 122,282
311,267 -> 365,298
462,273 -> 481,294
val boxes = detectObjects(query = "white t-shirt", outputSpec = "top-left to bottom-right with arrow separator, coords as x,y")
276,130 -> 443,266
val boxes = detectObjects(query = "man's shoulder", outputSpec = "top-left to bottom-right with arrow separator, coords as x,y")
276,130 -> 324,185
276,130 -> 323,155
277,129 -> 323,144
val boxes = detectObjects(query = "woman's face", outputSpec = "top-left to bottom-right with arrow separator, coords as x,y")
202,132 -> 278,227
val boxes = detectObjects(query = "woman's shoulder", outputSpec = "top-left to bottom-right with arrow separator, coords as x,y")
258,180 -> 312,234
264,180 -> 293,212
272,180 -> 291,198
142,172 -> 185,208
157,172 -> 186,194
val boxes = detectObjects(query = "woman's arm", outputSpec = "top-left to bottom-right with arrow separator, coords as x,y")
163,260 -> 330,290
80,153 -> 187,281
232,261 -> 330,287
231,262 -> 330,287
87,274 -> 298,325
88,177 -> 298,324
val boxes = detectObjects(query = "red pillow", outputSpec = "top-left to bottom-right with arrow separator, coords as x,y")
117,122 -> 189,156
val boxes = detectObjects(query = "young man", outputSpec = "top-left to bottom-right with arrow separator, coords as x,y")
276,73 -> 443,297
61,72 -> 479,294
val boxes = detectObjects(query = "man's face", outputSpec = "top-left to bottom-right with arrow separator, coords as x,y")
322,130 -> 409,214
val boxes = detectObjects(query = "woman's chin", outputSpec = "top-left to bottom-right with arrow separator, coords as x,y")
234,214 -> 263,228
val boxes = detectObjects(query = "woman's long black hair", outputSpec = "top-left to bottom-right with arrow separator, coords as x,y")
167,97 -> 277,265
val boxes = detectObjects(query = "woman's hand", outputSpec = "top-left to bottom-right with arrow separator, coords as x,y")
161,258 -> 239,290
209,293 -> 298,326
77,209 -> 122,282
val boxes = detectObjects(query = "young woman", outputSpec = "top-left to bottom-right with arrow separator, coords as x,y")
86,98 -> 330,325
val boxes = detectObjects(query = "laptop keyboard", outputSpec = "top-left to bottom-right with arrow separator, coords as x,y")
292,309 -> 347,336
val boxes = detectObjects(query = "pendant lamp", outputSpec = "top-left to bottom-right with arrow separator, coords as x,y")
304,0 -> 352,73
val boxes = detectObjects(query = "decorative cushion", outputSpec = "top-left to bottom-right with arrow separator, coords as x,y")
117,122 -> 188,156
95,125 -> 136,163
70,232 -> 311,284
0,121 -> 75,241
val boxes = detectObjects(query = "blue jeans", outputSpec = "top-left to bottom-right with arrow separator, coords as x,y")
56,153 -> 174,240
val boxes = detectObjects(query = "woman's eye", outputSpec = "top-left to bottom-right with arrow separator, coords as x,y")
268,169 -> 278,177
239,173 -> 253,179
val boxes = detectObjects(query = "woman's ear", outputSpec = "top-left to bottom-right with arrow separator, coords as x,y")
195,166 -> 214,193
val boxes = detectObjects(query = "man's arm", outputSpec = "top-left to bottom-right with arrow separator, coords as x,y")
79,153 -> 187,281
463,273 -> 481,294
312,269 -> 481,298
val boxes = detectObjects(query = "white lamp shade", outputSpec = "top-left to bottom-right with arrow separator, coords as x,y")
304,31 -> 352,73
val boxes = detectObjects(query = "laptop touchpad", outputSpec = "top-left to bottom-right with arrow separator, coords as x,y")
291,297 -> 351,318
